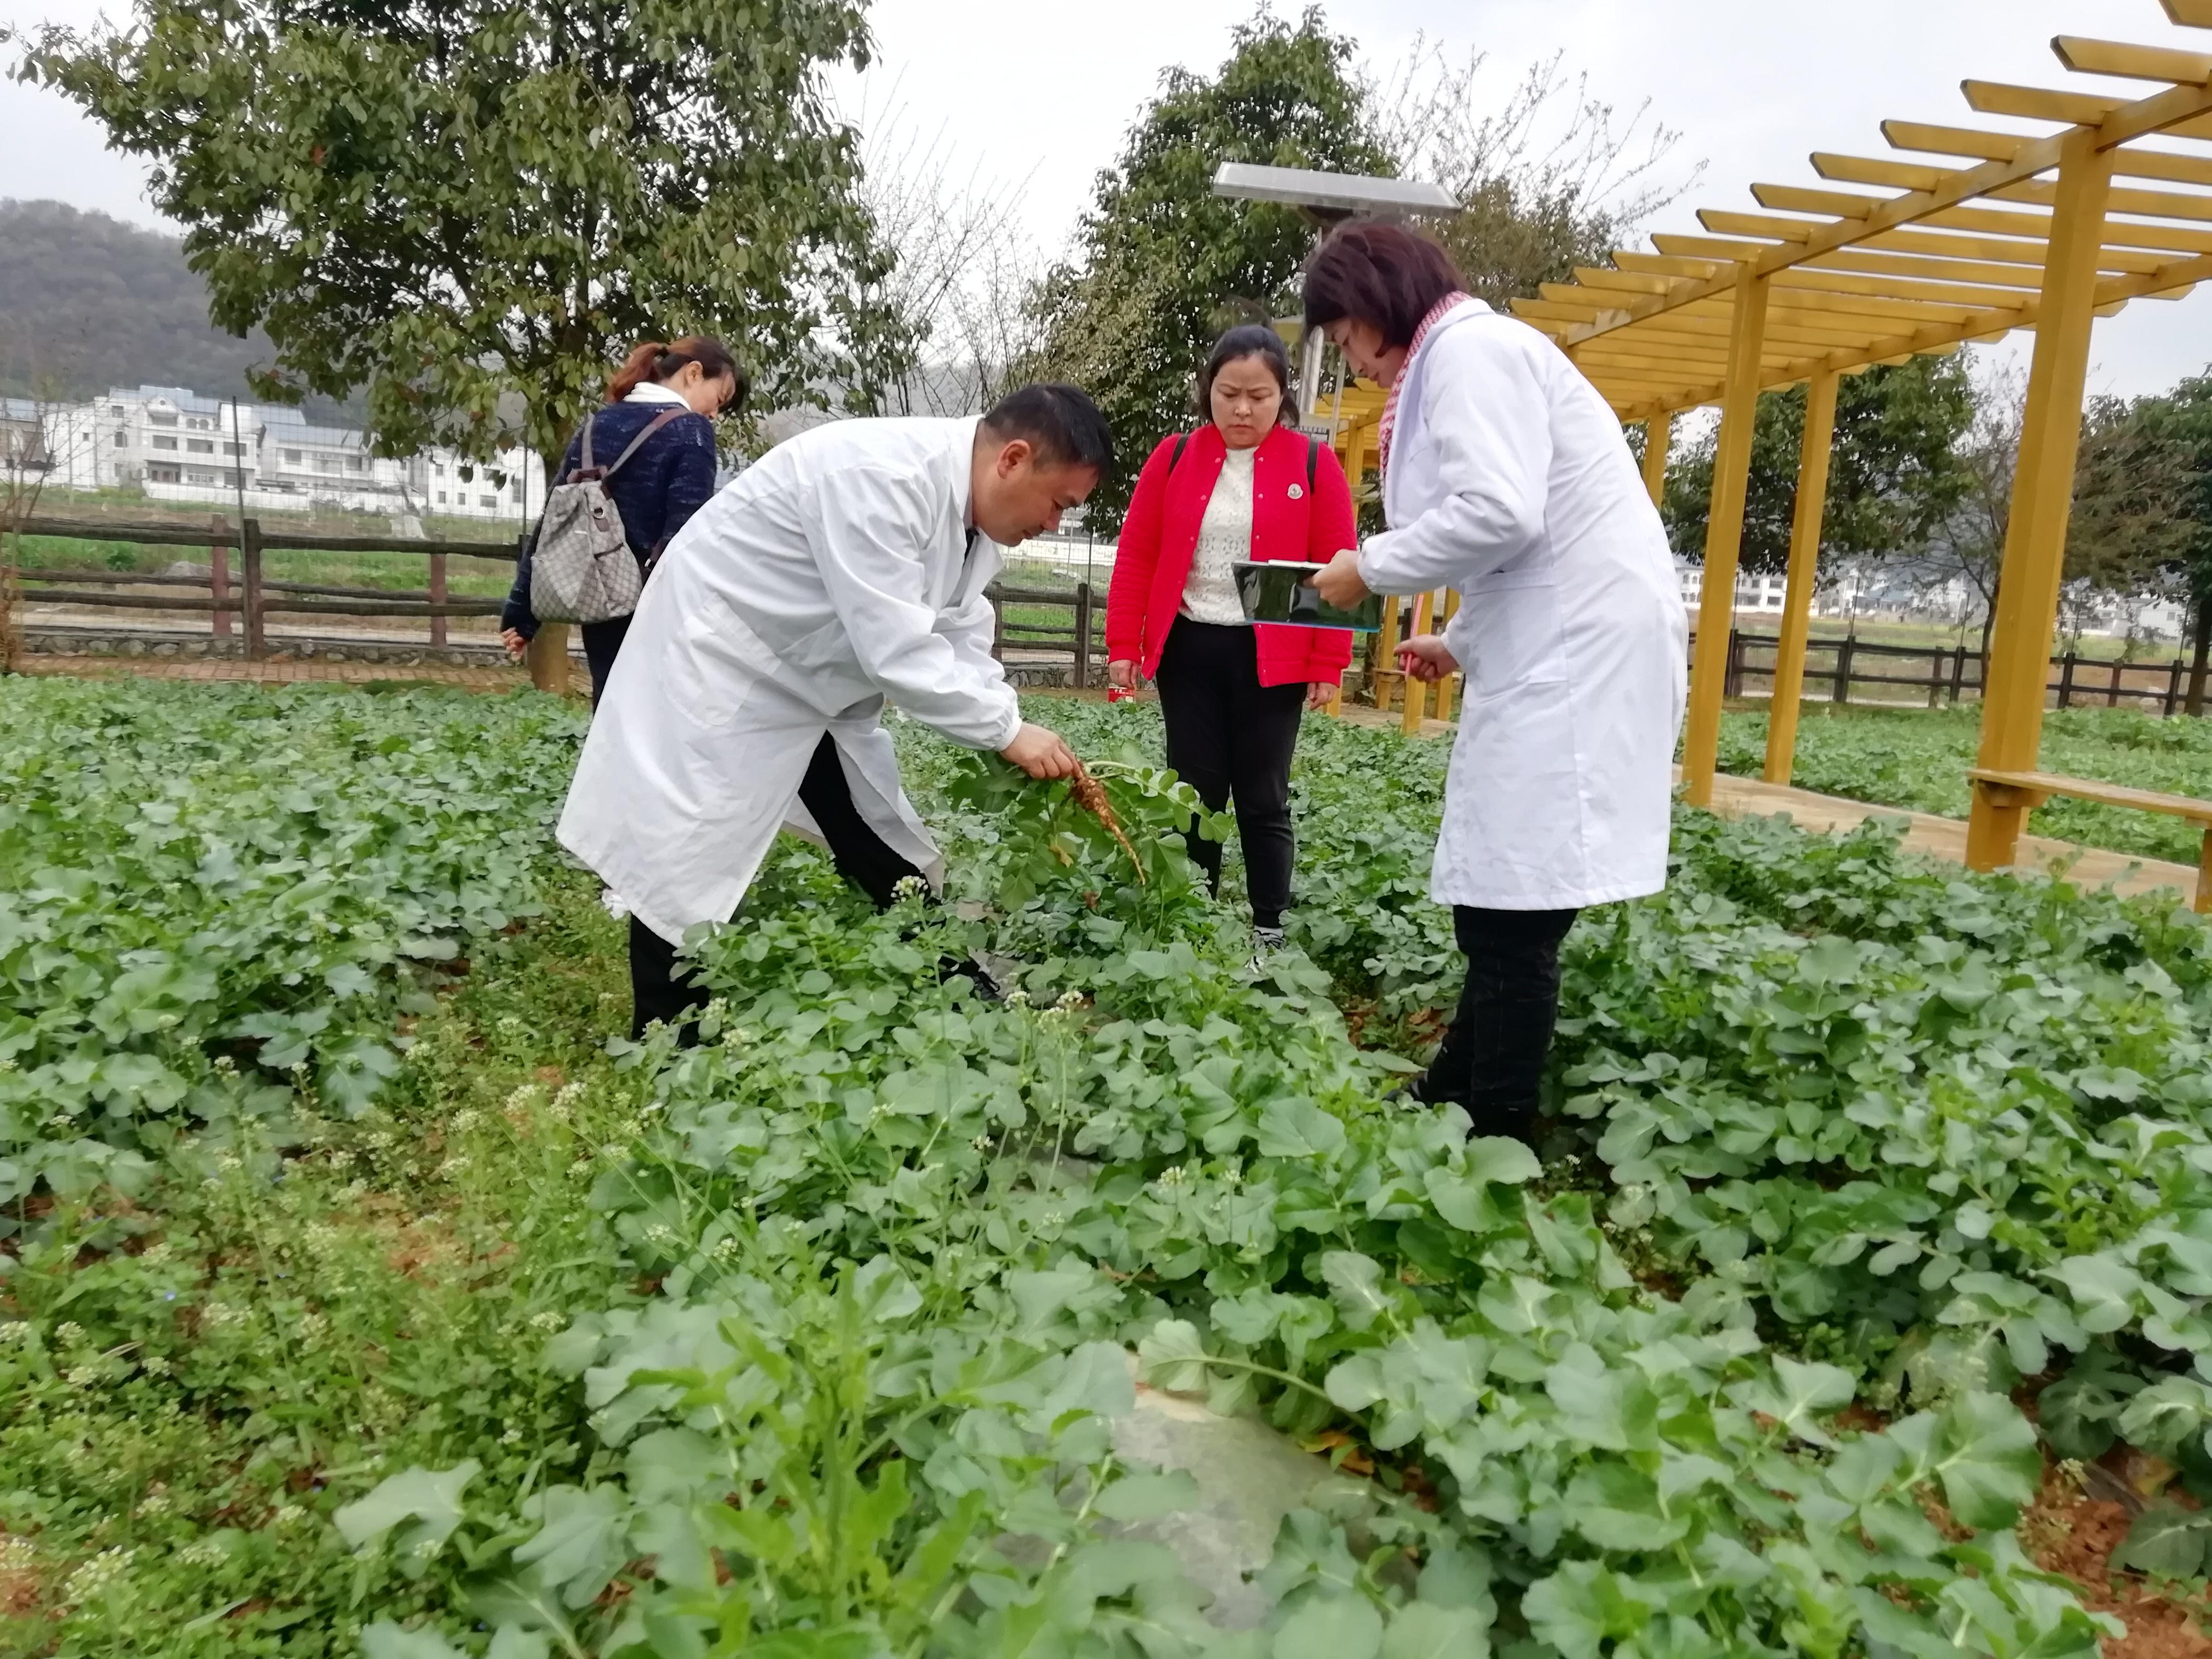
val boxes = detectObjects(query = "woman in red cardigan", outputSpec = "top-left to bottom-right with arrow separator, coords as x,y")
1105,324 -> 1357,948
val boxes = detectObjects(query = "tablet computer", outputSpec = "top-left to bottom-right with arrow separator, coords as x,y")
1230,559 -> 1385,632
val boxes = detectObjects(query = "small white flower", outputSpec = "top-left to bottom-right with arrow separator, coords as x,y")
63,1546 -> 134,1602
971,1135 -> 993,1153
55,1322 -> 86,1349
1004,988 -> 1030,1009
141,1355 -> 173,1377
66,1363 -> 103,1388
529,1311 -> 564,1332
450,1109 -> 483,1133
270,1505 -> 306,1528
1055,990 -> 1084,1012
598,1143 -> 625,1160
892,875 -> 927,902
553,1082 -> 585,1111
141,1241 -> 173,1266
434,1157 -> 470,1178
567,1158 -> 592,1177
135,1492 -> 171,1519
212,1055 -> 236,1076
0,1322 -> 31,1345
500,1427 -> 523,1446
180,1539 -> 227,1568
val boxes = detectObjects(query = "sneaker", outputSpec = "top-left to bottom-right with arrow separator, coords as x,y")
1252,926 -> 1287,953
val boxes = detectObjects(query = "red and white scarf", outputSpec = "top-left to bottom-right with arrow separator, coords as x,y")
1376,290 -> 1473,483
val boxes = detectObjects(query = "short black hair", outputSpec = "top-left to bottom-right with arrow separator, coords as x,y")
982,383 -> 1114,474
1198,324 -> 1294,423
1303,222 -> 1469,350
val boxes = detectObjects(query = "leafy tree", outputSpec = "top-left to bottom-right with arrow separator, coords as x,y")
11,0 -> 906,473
1659,355 -> 1977,576
2121,372 -> 2212,710
1027,9 -> 1392,525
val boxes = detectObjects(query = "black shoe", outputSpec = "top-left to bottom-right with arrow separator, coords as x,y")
936,955 -> 1004,1001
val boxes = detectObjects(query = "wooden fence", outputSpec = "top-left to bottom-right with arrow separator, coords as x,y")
1702,626 -> 2210,718
6,515 -> 1115,680
12,516 -> 2201,713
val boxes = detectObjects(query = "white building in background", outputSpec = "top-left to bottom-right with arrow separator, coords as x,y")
36,383 -> 542,522
1673,562 -> 1792,616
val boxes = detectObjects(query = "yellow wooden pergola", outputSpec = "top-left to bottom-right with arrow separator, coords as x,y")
1496,4 -> 2212,888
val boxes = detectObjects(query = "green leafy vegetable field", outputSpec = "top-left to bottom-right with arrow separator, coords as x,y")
1717,703 -> 2212,867
5,678 -> 2210,1657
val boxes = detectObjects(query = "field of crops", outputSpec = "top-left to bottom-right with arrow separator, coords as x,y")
1718,703 -> 2212,867
6,676 -> 2212,1657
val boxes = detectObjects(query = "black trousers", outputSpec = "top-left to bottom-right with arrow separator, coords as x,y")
1152,620 -> 1306,929
1418,906 -> 1580,1146
627,733 -> 927,1040
581,618 -> 631,707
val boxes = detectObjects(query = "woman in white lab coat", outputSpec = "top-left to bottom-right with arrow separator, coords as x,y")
1304,222 -> 1686,1147
558,385 -> 1105,1040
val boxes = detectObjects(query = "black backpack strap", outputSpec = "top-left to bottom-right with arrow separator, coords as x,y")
1168,431 -> 1191,477
1306,433 -> 1319,491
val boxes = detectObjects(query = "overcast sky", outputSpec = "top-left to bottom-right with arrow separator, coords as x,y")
6,0 -> 2211,400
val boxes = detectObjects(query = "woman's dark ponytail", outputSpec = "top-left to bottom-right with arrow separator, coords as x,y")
605,336 -> 747,407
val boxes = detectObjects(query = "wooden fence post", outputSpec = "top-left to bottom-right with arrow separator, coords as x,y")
2106,656 -> 2123,708
210,515 -> 232,640
1722,627 -> 1744,701
429,550 -> 448,648
1832,632 -> 1855,705
1950,645 -> 1968,705
2057,650 -> 2077,709
990,590 -> 1004,661
1072,582 -> 1091,690
526,625 -> 572,696
241,518 -> 266,660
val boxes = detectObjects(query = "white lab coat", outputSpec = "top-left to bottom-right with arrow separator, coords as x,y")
557,416 -> 1021,945
1358,299 -> 1687,911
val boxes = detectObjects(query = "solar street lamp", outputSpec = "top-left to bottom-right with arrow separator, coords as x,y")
1210,163 -> 1459,421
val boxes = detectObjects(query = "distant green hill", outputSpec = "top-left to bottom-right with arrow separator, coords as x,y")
0,199 -> 358,424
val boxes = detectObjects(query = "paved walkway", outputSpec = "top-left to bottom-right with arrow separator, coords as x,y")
1694,769 -> 2203,909
16,654 -> 530,691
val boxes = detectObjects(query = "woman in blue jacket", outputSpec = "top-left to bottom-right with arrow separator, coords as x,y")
501,336 -> 743,703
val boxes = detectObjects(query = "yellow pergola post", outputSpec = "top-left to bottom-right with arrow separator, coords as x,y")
1679,264 -> 1771,808
1763,370 -> 1840,785
1641,412 -> 1671,510
1432,588 -> 1463,723
1400,590 -> 1436,735
1966,131 -> 2116,872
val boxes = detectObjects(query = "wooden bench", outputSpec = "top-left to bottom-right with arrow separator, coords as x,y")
1968,768 -> 2212,914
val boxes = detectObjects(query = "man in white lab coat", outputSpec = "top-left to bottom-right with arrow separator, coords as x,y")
557,384 -> 1110,1038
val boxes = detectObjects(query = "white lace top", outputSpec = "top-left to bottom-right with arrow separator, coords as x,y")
1179,442 -> 1256,625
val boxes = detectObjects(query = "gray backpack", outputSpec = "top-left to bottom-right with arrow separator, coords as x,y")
528,406 -> 688,624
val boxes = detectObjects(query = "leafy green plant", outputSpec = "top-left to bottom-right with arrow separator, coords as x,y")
0,678 -> 585,1209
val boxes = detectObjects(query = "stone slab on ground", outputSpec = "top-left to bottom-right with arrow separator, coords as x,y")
1105,1353 -> 1372,1630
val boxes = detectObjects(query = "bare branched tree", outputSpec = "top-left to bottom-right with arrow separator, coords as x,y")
852,83 -> 1045,417
0,325 -> 89,673
1367,44 -> 1704,309
1921,361 -> 2024,661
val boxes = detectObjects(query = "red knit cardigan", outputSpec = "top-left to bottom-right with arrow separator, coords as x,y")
1104,423 -> 1358,688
